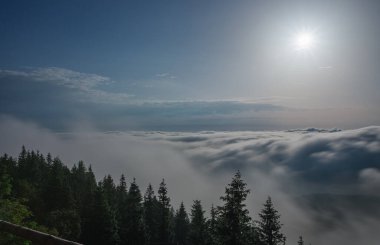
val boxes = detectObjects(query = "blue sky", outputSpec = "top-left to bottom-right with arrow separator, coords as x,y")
1,0 -> 380,131
2,2 -> 380,243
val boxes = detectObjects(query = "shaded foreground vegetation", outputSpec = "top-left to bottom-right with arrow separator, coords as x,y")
0,147 -> 308,245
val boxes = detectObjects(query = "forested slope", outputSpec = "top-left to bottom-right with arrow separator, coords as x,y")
0,147 -> 294,245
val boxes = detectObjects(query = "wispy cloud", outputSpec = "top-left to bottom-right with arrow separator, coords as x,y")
0,67 -> 110,90
1,67 -> 379,131
0,67 -> 133,103
155,72 -> 177,79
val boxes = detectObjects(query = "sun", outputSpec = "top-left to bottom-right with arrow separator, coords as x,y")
294,31 -> 316,51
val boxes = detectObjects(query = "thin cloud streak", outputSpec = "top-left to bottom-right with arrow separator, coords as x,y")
0,67 -> 134,104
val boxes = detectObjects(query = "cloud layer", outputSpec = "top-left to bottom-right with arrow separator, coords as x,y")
2,67 -> 380,131
1,116 -> 380,244
146,127 -> 380,193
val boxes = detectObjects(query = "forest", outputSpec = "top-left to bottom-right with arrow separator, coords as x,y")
0,147 -> 307,245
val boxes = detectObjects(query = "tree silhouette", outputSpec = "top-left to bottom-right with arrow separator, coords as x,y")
257,197 -> 285,245
298,236 -> 304,245
143,183 -> 159,244
173,201 -> 189,245
158,179 -> 171,244
217,171 -> 252,245
188,200 -> 208,245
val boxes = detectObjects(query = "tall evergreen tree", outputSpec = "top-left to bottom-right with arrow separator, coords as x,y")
173,202 -> 189,245
101,174 -> 117,208
157,179 -> 171,244
116,174 -> 128,245
188,200 -> 208,245
117,174 -> 128,196
43,157 -> 74,211
123,178 -> 145,245
17,146 -> 27,170
0,155 -> 12,199
257,197 -> 285,245
71,161 -> 89,212
208,204 -> 218,245
169,206 -> 176,244
143,183 -> 160,245
217,171 -> 252,245
79,165 -> 98,243
46,153 -> 53,165
82,186 -> 119,245
297,236 -> 304,245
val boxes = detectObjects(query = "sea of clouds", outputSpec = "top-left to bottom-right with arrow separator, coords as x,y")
1,116 -> 380,245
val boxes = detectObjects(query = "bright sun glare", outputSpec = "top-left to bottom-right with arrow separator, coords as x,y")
294,31 -> 315,51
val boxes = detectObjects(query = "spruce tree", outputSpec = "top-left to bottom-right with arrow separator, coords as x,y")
158,179 -> 171,244
257,197 -> 285,245
116,174 -> 129,245
117,174 -> 128,195
71,161 -> 88,213
297,236 -> 304,245
84,175 -> 119,244
208,204 -> 218,245
188,200 -> 208,245
101,174 -> 117,208
143,184 -> 159,244
173,202 -> 189,245
83,186 -> 119,245
79,165 -> 97,243
123,178 -> 144,245
0,156 -> 12,199
217,171 -> 252,245
116,174 -> 128,220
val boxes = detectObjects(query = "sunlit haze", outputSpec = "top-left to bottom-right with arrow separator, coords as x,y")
294,31 -> 316,50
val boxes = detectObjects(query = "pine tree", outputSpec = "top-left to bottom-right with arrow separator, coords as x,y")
101,174 -> 117,208
46,153 -> 53,165
208,204 -> 218,245
80,165 -> 98,244
117,174 -> 128,195
188,200 -> 208,245
123,178 -> 145,245
217,171 -> 252,245
79,165 -> 97,243
71,161 -> 88,212
0,155 -> 12,199
116,174 -> 129,245
116,174 -> 128,223
297,236 -> 304,245
169,206 -> 176,243
158,179 -> 171,244
173,202 -> 189,245
257,197 -> 285,245
143,184 -> 159,244
44,157 -> 74,211
82,186 -> 119,245
18,145 -> 27,168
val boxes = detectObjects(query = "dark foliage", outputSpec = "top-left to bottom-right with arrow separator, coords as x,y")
257,197 -> 286,245
0,147 -> 290,245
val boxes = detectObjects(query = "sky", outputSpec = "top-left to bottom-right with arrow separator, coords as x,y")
1,0 -> 380,131
1,1 -> 380,244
